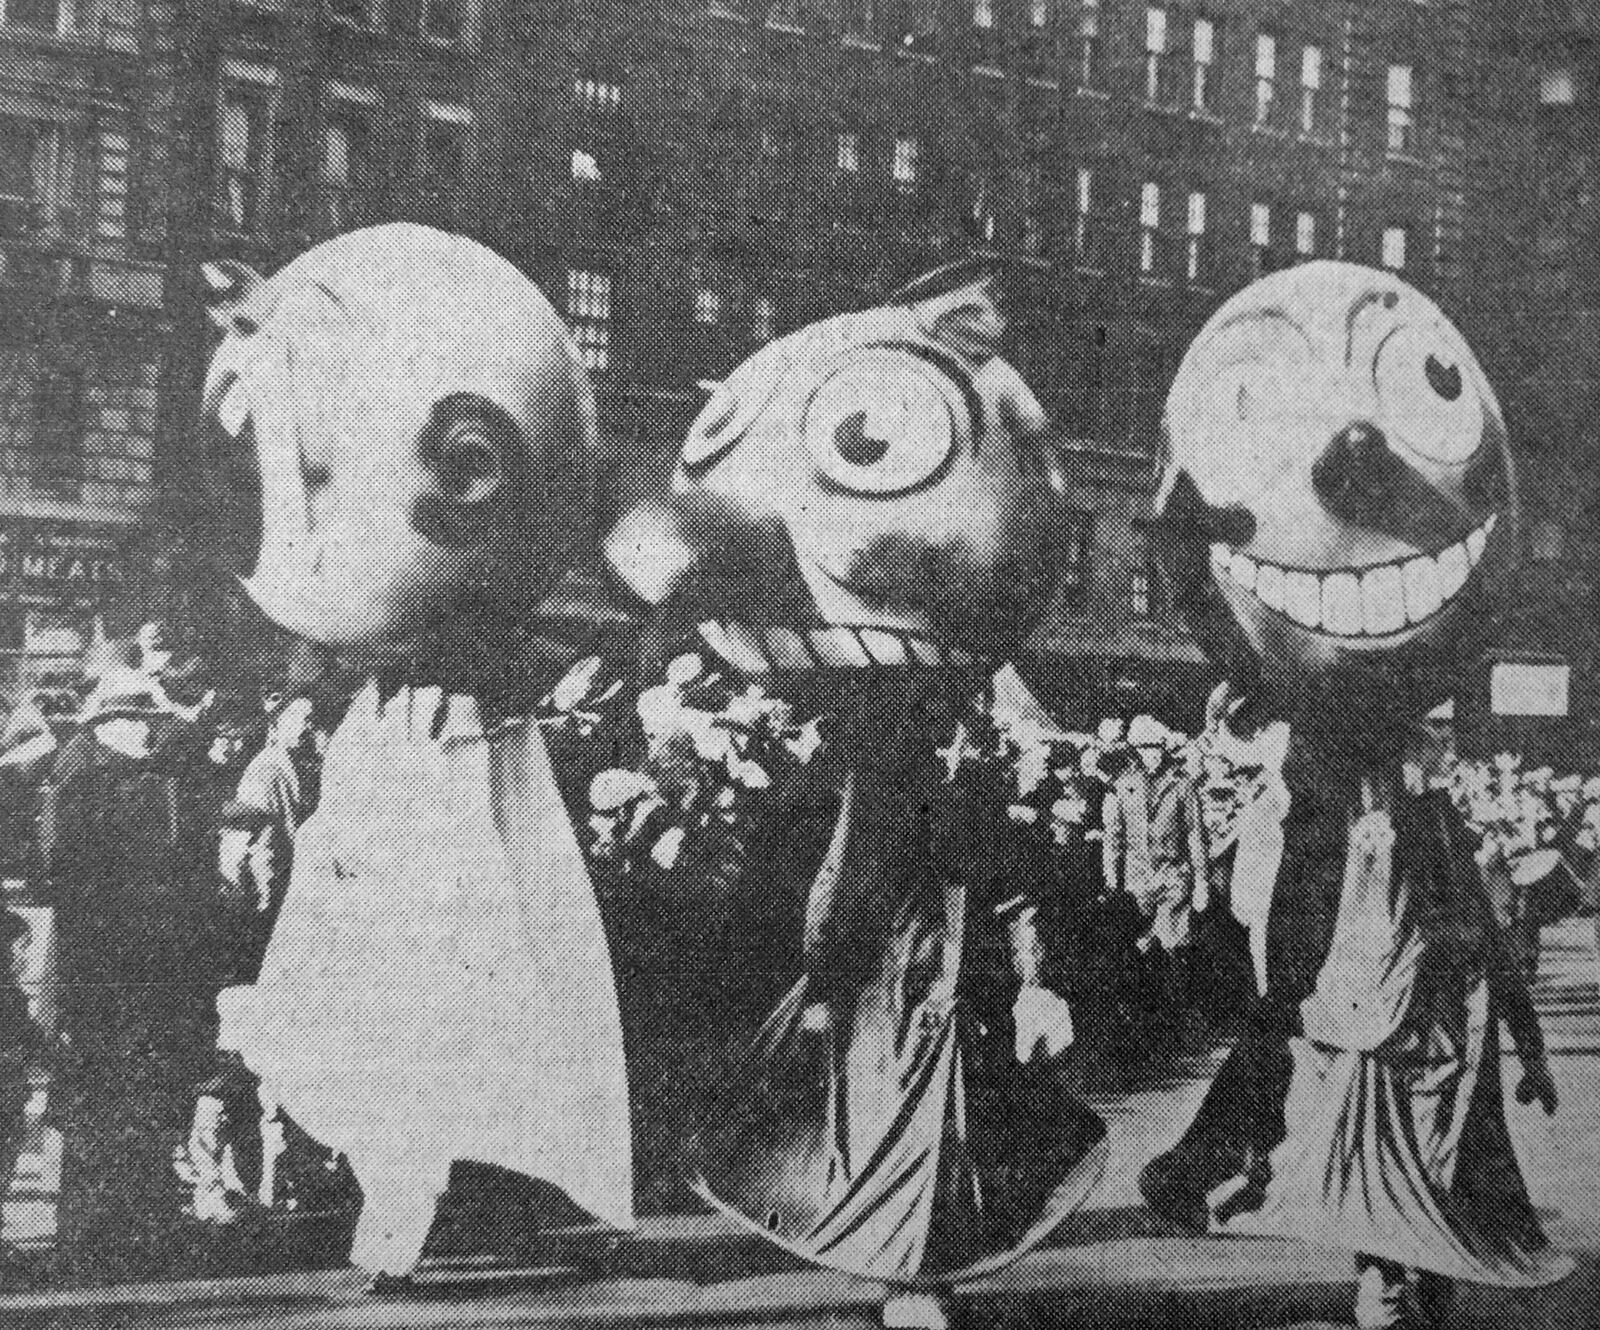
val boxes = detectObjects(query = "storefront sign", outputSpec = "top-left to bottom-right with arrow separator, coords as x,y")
0,520 -> 128,608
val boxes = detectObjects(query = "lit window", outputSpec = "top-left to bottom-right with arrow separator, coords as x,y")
1255,32 -> 1278,125
1192,18 -> 1216,113
1130,525 -> 1156,616
1030,0 -> 1049,28
1139,180 -> 1161,275
323,107 -> 372,231
973,0 -> 993,29
1382,224 -> 1408,271
567,268 -> 613,372
1387,64 -> 1415,154
574,78 -> 622,110
1529,519 -> 1564,561
750,295 -> 775,343
1078,0 -> 1104,90
1073,165 -> 1095,263
1185,190 -> 1206,282
1059,510 -> 1094,607
969,172 -> 995,241
0,119 -> 37,230
1250,200 -> 1273,275
1145,6 -> 1170,103
837,131 -> 860,173
693,287 -> 721,324
1295,210 -> 1315,259
1540,68 -> 1575,107
573,148 -> 603,183
892,136 -> 919,191
217,93 -> 267,229
1301,45 -> 1323,134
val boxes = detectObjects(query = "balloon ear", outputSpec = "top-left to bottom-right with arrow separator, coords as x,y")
201,260 -> 270,332
411,393 -> 521,549
913,275 -> 1006,361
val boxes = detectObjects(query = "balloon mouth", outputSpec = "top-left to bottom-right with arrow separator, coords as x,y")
689,619 -> 985,676
192,409 -> 265,582
1209,512 -> 1499,644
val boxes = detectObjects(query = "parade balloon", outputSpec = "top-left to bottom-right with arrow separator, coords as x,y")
606,272 -> 1067,678
1153,260 -> 1516,736
200,223 -> 596,646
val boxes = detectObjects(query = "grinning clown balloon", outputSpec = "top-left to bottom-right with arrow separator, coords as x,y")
608,272 -> 1106,1300
1154,260 -> 1515,737
204,224 -> 633,1287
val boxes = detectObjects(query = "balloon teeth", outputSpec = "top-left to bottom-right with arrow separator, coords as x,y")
690,622 -> 981,674
1218,513 -> 1496,639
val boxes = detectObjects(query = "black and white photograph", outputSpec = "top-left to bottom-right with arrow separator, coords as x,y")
0,3 -> 1595,1328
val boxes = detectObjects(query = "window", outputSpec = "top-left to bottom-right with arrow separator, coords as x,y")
841,1 -> 878,38
33,367 -> 85,497
1250,200 -> 1273,275
323,103 -> 372,231
1382,223 -> 1408,271
1386,64 -> 1415,154
1192,17 -> 1216,113
567,268 -> 613,372
693,287 -> 721,324
1029,0 -> 1049,28
1529,519 -> 1564,562
891,136 -> 919,191
1077,0 -> 1104,90
1139,180 -> 1161,276
969,172 -> 995,242
1541,68 -> 1576,107
3,0 -> 62,33
1060,511 -> 1094,607
1301,45 -> 1323,134
217,93 -> 268,229
0,119 -> 38,232
574,78 -> 622,111
327,0 -> 378,27
750,295 -> 775,343
1254,32 -> 1278,126
1185,190 -> 1206,282
1073,165 -> 1096,264
973,0 -> 993,28
570,148 -> 600,183
420,0 -> 463,41
836,131 -> 860,174
420,110 -> 466,195
1130,524 -> 1156,616
1145,6 -> 1171,103
1295,209 -> 1316,260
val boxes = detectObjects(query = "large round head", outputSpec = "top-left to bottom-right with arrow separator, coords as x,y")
200,224 -> 596,646
604,274 -> 1064,683
1154,261 -> 1516,735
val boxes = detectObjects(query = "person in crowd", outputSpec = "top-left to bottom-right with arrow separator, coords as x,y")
0,910 -> 50,1281
39,682 -> 234,1277
1101,714 -> 1211,1012
177,692 -> 324,1223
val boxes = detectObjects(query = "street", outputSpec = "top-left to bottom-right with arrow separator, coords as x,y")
2,917 -> 1596,1329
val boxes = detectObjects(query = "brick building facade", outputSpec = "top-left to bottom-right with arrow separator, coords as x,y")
85,0 -> 1572,731
0,0 -> 175,703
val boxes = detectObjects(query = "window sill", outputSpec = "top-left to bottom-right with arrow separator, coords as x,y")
842,34 -> 881,52
1076,85 -> 1110,100
1189,108 -> 1223,125
1385,150 -> 1428,168
1250,122 -> 1289,138
1298,132 -> 1335,148
1138,274 -> 1173,289
1074,264 -> 1107,277
1026,75 -> 1060,90
764,21 -> 804,36
1143,100 -> 1186,117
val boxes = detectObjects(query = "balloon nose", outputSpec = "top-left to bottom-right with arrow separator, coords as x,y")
1312,420 -> 1392,517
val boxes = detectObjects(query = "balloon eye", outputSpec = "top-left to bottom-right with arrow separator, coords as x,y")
1424,354 -> 1462,401
834,411 -> 890,467
803,350 -> 961,497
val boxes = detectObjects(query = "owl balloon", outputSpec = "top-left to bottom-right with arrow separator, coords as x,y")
204,225 -> 633,1287
608,272 -> 1106,1311
1154,259 -> 1515,739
